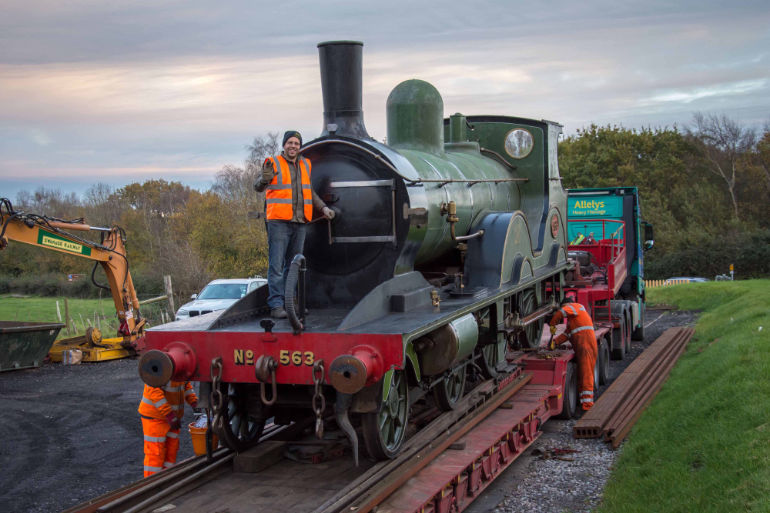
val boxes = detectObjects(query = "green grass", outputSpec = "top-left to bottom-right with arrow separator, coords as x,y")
598,279 -> 770,513
0,295 -> 173,339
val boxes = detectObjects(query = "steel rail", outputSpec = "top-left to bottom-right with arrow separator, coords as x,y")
608,328 -> 693,448
118,454 -> 235,513
67,368 -> 535,513
314,369 -> 532,513
574,327 -> 693,443
64,421 -> 294,513
603,328 -> 689,435
61,448 -> 232,513
349,373 -> 532,513
574,327 -> 682,437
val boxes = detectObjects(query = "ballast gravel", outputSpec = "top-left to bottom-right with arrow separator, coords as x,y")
467,308 -> 698,513
485,420 -> 618,513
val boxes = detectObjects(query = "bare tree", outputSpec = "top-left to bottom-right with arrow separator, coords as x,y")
689,113 -> 756,219
245,132 -> 280,175
211,132 -> 281,217
83,183 -> 118,226
757,121 -> 770,190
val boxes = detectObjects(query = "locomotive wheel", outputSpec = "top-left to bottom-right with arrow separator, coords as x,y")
598,336 -> 610,385
476,307 -> 501,379
478,342 -> 501,379
216,383 -> 266,452
433,363 -> 467,411
362,370 -> 409,460
556,362 -> 577,419
517,289 -> 542,348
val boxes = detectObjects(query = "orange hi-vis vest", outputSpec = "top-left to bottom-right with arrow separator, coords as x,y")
264,155 -> 313,221
550,302 -> 596,345
138,381 -> 197,420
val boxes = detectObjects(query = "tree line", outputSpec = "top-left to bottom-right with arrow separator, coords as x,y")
1,114 -> 768,305
558,113 -> 769,280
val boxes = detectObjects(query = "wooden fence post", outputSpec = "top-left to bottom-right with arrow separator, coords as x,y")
164,275 -> 175,314
64,298 -> 70,334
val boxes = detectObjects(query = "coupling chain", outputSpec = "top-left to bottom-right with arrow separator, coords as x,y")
312,360 -> 326,439
210,357 -> 224,434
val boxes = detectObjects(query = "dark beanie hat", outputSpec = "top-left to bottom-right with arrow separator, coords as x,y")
283,130 -> 302,146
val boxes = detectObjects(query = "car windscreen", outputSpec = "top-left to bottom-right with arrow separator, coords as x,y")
197,283 -> 248,300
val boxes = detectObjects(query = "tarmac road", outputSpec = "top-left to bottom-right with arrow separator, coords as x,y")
0,356 -> 197,513
0,308 -> 697,513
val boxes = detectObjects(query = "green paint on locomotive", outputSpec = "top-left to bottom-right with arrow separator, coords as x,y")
385,78 -> 568,275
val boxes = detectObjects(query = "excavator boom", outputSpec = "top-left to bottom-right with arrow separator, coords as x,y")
0,198 -> 145,361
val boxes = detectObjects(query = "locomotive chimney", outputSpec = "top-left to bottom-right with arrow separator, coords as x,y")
318,41 -> 370,139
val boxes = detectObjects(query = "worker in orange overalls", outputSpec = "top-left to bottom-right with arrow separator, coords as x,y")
549,296 -> 598,410
138,381 -> 198,477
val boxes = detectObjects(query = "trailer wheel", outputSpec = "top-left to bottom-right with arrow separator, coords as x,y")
624,309 -> 632,354
598,337 -> 610,385
433,363 -> 467,411
556,362 -> 577,419
593,356 -> 600,392
610,316 -> 626,360
632,301 -> 645,341
362,370 -> 409,460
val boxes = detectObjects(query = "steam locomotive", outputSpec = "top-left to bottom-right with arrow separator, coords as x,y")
139,41 -> 571,462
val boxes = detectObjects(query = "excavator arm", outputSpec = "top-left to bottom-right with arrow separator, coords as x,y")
0,198 -> 145,359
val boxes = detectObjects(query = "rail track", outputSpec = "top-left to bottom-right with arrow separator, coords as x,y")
64,351 -> 569,513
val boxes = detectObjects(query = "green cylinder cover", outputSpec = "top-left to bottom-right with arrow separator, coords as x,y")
387,80 -> 444,154
417,313 -> 478,376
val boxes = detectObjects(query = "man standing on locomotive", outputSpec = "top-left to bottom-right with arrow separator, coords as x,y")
548,296 -> 598,411
255,130 -> 335,319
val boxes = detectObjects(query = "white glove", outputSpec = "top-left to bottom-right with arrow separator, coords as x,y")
322,206 -> 335,220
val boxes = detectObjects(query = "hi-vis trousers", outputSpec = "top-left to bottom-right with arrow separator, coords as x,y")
141,417 -> 180,477
573,331 -> 598,410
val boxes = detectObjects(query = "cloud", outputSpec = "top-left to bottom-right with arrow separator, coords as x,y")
1,0 -> 769,197
644,79 -> 768,105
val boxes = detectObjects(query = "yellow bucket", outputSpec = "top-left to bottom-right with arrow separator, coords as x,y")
189,422 -> 218,456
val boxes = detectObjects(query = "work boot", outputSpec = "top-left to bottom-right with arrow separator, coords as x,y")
270,307 -> 287,319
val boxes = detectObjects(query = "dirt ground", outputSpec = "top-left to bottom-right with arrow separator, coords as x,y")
0,308 -> 697,513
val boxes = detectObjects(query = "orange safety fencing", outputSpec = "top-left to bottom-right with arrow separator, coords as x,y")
645,279 -> 696,289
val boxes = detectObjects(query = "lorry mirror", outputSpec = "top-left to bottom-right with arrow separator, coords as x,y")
643,240 -> 654,251
643,221 -> 654,242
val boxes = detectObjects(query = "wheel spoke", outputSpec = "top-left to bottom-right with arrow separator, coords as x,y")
362,370 -> 409,459
216,383 -> 265,451
382,417 -> 393,445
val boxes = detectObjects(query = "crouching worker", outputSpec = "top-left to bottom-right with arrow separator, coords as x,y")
138,381 -> 198,477
548,297 -> 598,411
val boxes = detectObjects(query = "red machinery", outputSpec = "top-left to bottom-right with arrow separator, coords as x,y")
554,218 -> 632,377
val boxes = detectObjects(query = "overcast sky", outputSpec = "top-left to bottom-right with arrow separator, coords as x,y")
1,0 -> 768,201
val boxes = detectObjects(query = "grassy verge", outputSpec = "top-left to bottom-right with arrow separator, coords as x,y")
599,279 -> 770,513
0,295 -> 173,339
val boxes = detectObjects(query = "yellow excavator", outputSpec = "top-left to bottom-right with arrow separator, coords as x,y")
0,197 -> 145,361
